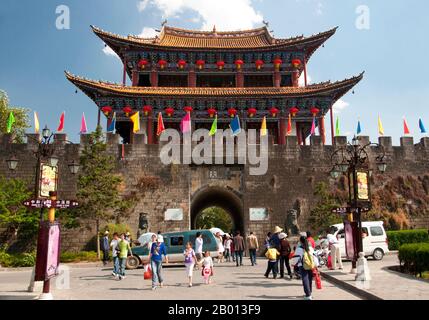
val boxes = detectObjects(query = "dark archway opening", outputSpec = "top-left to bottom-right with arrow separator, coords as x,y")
191,186 -> 244,235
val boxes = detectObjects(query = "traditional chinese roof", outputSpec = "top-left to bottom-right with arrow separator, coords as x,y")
66,71 -> 363,103
91,25 -> 337,53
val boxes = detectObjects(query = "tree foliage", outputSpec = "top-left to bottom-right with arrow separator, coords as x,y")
0,90 -> 30,142
0,176 -> 38,249
308,182 -> 343,233
195,207 -> 233,232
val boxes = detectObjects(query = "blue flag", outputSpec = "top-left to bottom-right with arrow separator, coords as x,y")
357,120 -> 362,135
107,112 -> 116,132
229,115 -> 241,136
419,118 -> 427,134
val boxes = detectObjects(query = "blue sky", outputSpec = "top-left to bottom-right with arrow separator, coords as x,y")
0,0 -> 428,144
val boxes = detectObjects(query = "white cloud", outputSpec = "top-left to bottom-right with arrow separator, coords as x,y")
333,99 -> 350,114
138,27 -> 158,38
137,0 -> 150,12
102,46 -> 120,59
148,0 -> 263,30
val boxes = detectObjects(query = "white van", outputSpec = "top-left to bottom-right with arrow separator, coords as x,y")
330,221 -> 389,260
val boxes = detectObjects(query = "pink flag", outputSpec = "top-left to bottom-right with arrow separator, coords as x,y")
180,111 -> 191,133
310,116 -> 316,136
57,112 -> 65,132
80,113 -> 88,134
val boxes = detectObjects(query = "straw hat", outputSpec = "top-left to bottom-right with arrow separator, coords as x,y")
104,230 -> 109,235
273,226 -> 283,233
278,232 -> 287,240
126,232 -> 130,236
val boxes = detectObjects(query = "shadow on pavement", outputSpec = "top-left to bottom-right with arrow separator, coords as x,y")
0,295 -> 38,300
247,295 -> 303,300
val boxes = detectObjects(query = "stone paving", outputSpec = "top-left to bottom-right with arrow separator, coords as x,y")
321,254 -> 429,300
0,258 -> 360,300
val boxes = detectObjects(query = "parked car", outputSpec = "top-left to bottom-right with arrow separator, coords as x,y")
126,229 -> 218,269
330,221 -> 389,261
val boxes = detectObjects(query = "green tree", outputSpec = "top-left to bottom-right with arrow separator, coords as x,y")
195,207 -> 233,232
0,176 -> 37,249
308,182 -> 343,233
73,126 -> 132,257
0,90 -> 30,142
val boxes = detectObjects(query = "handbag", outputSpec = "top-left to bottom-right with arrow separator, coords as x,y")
313,269 -> 322,289
143,264 -> 152,280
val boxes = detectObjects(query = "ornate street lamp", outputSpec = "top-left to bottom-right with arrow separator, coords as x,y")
6,155 -> 19,171
49,156 -> 59,167
68,160 -> 80,175
330,136 -> 387,278
42,126 -> 51,140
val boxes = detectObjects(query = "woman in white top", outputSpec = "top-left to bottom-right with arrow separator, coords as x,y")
183,242 -> 197,287
215,233 -> 225,263
224,235 -> 232,262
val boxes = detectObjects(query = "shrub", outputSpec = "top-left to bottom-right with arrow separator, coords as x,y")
387,229 -> 429,250
60,251 -> 99,263
0,247 -> 36,267
398,243 -> 429,277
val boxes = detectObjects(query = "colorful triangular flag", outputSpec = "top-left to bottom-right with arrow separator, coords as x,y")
286,113 -> 292,135
6,112 -> 15,134
209,115 -> 217,136
80,113 -> 88,134
180,111 -> 191,134
34,111 -> 40,134
57,112 -> 65,132
335,116 -> 340,136
378,115 -> 384,136
403,117 -> 410,135
156,112 -> 165,136
130,112 -> 140,133
419,118 -> 427,134
310,116 -> 316,136
107,112 -> 116,132
261,116 -> 267,136
357,120 -> 362,135
230,115 -> 241,136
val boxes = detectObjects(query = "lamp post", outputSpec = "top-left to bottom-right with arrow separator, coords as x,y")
6,126 -> 80,299
330,136 -> 386,277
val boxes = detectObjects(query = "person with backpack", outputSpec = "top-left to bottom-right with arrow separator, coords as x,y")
291,235 -> 317,300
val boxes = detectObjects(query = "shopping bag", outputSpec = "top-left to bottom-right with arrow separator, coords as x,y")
144,264 -> 152,280
313,269 -> 322,290
327,255 -> 332,269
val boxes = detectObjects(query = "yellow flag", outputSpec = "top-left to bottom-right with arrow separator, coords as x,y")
261,116 -> 267,136
378,115 -> 384,136
34,111 -> 40,133
130,112 -> 140,133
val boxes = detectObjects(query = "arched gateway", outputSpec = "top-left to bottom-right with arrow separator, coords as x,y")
191,186 -> 244,234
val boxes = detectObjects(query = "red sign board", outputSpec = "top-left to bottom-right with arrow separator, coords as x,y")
35,222 -> 61,281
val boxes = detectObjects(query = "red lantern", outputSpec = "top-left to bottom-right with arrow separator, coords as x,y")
216,60 -> 225,70
143,105 -> 152,116
228,108 -> 237,118
123,106 -> 133,117
235,59 -> 244,70
247,108 -> 257,117
158,59 -> 167,69
138,59 -> 149,70
292,59 -> 302,68
196,60 -> 205,70
101,106 -> 112,116
290,107 -> 299,117
165,107 -> 175,117
183,106 -> 193,113
269,107 -> 279,117
255,59 -> 264,70
177,59 -> 187,69
273,58 -> 283,70
207,108 -> 217,118
310,107 -> 320,117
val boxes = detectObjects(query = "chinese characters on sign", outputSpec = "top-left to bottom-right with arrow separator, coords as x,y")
164,208 -> 183,221
39,164 -> 58,198
249,208 -> 268,221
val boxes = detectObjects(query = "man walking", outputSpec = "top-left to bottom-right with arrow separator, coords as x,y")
110,233 -> 120,277
278,232 -> 292,279
247,232 -> 259,266
233,231 -> 245,266
195,232 -> 203,269
100,230 -> 110,266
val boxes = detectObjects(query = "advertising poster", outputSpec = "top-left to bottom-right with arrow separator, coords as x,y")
357,171 -> 369,200
40,164 -> 58,198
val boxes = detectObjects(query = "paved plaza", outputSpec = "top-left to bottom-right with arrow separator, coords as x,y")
0,258 -> 360,300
